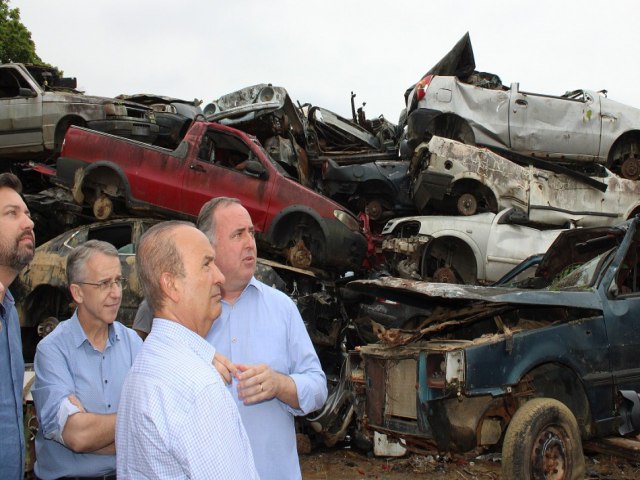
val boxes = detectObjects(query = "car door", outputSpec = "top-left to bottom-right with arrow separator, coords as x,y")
484,209 -> 565,282
509,86 -> 601,161
180,128 -> 275,232
0,66 -> 43,153
600,227 -> 640,394
527,168 -> 622,227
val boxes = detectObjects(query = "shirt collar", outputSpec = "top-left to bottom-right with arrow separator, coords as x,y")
152,318 -> 216,363
68,310 -> 118,349
0,289 -> 14,317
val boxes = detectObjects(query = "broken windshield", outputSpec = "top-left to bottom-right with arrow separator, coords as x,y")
548,248 -> 615,290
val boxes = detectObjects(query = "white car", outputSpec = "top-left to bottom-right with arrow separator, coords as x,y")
412,136 -> 640,227
405,34 -> 640,179
381,207 -> 568,285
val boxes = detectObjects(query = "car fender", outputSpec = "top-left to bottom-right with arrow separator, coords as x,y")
71,160 -> 135,209
426,229 -> 486,281
264,205 -> 330,246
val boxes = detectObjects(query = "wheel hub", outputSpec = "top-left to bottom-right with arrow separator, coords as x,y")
532,428 -> 567,480
365,199 -> 383,221
433,266 -> 458,283
457,193 -> 477,216
287,239 -> 312,269
621,156 -> 640,180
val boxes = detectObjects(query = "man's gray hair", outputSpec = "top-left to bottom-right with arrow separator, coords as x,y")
66,240 -> 119,285
197,197 -> 241,245
136,221 -> 192,313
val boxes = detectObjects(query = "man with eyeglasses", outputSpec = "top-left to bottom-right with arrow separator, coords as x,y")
32,240 -> 142,480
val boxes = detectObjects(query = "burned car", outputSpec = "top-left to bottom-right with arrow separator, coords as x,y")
0,63 -> 159,160
381,207 -> 568,284
405,33 -> 640,179
204,84 -> 399,188
412,136 -> 640,226
348,217 -> 640,479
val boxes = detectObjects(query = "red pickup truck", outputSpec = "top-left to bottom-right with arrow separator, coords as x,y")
50,121 -> 368,272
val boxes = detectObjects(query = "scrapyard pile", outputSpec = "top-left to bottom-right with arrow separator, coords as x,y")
7,32 -> 640,479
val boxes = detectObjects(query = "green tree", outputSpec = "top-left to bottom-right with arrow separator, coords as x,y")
0,0 -> 41,63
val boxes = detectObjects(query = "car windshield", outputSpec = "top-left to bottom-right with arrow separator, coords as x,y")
548,248 -> 615,290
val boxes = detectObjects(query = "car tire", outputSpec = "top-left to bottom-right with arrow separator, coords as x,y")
501,397 -> 585,480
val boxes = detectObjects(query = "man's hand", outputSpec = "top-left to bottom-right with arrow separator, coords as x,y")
236,363 -> 299,408
212,352 -> 238,384
68,394 -> 86,413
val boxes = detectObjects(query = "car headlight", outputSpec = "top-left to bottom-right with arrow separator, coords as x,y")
427,350 -> 465,389
334,209 -> 360,232
259,86 -> 275,102
104,102 -> 127,116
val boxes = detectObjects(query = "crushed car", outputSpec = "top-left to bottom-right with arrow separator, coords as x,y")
404,32 -> 640,179
116,93 -> 203,149
347,216 -> 640,479
36,120 -> 368,274
0,63 -> 159,160
204,83 -> 400,190
381,207 -> 568,284
411,136 -> 640,226
320,159 -> 414,225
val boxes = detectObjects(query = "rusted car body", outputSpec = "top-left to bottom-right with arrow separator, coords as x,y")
381,208 -> 567,284
349,218 -> 640,478
412,136 -> 640,226
405,33 -> 640,179
45,121 -> 367,273
0,63 -> 159,159
204,84 -> 399,187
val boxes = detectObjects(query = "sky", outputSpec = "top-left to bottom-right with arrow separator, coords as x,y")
8,0 -> 640,124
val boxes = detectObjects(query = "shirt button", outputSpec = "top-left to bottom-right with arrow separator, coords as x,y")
104,380 -> 108,384
231,337 -> 237,343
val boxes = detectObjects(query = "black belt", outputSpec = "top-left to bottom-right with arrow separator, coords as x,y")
60,474 -> 116,480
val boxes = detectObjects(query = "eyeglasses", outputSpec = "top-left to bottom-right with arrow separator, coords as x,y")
75,277 -> 127,291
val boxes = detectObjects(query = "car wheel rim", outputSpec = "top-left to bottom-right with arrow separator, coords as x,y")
532,427 -> 568,480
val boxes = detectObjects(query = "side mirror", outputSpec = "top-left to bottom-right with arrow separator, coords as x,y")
244,160 -> 267,179
18,88 -> 37,98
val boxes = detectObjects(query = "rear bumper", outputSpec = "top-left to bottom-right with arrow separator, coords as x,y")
87,119 -> 159,144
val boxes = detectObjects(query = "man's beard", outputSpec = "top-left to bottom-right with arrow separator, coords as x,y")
0,235 -> 35,271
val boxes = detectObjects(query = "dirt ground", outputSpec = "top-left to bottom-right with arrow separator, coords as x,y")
300,447 -> 640,479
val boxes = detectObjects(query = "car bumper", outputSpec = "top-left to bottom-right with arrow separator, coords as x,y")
87,119 -> 159,144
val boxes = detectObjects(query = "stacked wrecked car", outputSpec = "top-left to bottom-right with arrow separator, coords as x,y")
9,31 -> 640,479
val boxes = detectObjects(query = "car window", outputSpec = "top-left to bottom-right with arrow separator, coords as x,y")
0,68 -> 22,98
549,249 -> 615,290
615,243 -> 640,295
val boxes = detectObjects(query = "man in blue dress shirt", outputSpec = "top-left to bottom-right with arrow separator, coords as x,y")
116,221 -> 258,479
198,198 -> 328,480
32,240 -> 142,480
0,173 -> 36,480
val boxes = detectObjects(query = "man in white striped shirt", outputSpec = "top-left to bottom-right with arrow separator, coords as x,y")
116,221 -> 259,479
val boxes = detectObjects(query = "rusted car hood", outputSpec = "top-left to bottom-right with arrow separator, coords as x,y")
347,276 -> 603,311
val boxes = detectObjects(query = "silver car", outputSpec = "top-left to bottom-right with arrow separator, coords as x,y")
405,34 -> 640,179
381,207 -> 567,285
